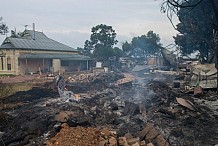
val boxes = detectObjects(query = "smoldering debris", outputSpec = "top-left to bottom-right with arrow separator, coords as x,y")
0,71 -> 218,146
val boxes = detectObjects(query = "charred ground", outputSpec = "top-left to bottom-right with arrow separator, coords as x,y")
0,71 -> 218,146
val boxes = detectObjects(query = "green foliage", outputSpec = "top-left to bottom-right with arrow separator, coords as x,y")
0,74 -> 16,77
76,47 -> 83,54
173,0 -> 214,62
90,24 -> 118,48
122,31 -> 162,60
113,47 -> 123,60
83,24 -> 120,60
83,40 -> 93,57
0,17 -> 8,35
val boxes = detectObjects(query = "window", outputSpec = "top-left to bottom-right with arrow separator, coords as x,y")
1,57 -> 3,70
7,57 -> 11,70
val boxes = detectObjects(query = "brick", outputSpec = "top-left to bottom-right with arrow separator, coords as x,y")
136,123 -> 153,140
118,137 -> 129,146
154,135 -> 170,146
145,127 -> 159,141
108,137 -> 117,146
124,133 -> 133,140
127,137 -> 140,145
146,143 -> 154,146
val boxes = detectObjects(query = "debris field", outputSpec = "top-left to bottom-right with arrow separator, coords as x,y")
0,71 -> 218,146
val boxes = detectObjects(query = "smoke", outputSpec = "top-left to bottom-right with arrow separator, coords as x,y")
118,74 -> 156,104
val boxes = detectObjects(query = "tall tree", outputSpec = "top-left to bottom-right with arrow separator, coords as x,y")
82,40 -> 93,56
113,47 -> 123,60
0,17 -> 8,57
161,0 -> 218,60
171,0 -> 214,62
122,31 -> 162,60
90,24 -> 118,48
0,17 -> 8,35
161,0 -> 218,91
84,24 -> 118,60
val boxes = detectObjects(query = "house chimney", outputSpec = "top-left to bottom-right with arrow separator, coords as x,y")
33,23 -> 35,40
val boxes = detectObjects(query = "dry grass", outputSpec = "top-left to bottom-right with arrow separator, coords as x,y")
0,82 -> 33,98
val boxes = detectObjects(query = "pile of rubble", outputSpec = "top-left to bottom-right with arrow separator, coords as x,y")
65,72 -> 124,93
0,71 -> 218,146
46,122 -> 169,146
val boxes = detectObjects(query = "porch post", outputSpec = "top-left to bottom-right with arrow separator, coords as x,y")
25,58 -> 28,74
43,58 -> 45,72
0,57 -> 2,70
86,60 -> 89,70
3,57 -> 7,70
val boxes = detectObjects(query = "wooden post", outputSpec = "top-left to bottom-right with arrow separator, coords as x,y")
86,60 -> 89,70
25,58 -> 28,74
43,58 -> 45,72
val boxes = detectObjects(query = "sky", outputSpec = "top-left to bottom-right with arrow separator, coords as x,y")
0,0 -> 179,49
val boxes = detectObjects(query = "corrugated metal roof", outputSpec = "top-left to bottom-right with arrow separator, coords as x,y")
22,30 -> 49,41
0,30 -> 77,52
0,43 -> 14,48
19,53 -> 92,60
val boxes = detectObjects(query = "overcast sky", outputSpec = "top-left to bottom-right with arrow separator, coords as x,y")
0,0 -> 179,48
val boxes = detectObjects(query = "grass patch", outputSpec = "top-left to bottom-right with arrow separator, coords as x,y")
0,82 -> 33,98
0,74 -> 16,77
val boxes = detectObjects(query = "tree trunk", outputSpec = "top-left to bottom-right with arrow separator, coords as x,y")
210,0 -> 218,92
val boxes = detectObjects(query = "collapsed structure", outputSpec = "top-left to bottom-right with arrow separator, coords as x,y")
0,68 -> 217,146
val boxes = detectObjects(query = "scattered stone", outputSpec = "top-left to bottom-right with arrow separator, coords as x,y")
145,127 -> 159,141
154,134 -> 170,146
146,143 -> 154,146
132,142 -> 140,146
140,140 -> 146,146
118,137 -> 129,146
108,137 -> 117,146
127,137 -> 140,145
124,133 -> 133,140
54,111 -> 74,122
98,137 -> 107,146
136,123 -> 153,140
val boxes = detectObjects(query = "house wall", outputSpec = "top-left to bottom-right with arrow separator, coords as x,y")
52,59 -> 62,73
18,58 -> 50,75
0,49 -> 19,75
0,48 -> 90,75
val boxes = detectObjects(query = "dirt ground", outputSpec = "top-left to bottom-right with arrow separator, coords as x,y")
0,71 -> 218,146
0,75 -> 42,83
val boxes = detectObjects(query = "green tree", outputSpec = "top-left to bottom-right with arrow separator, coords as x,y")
0,17 -> 8,57
0,17 -> 8,35
122,31 -> 162,60
113,47 -> 123,60
90,24 -> 118,48
82,40 -> 93,56
76,47 -> 84,55
161,0 -> 218,91
171,0 -> 214,62
85,24 -> 118,60
122,41 -> 132,56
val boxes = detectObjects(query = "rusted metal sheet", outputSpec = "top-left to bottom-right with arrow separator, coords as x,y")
176,97 -> 196,111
